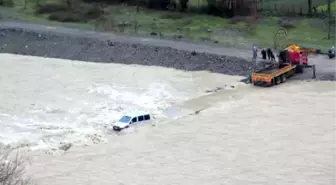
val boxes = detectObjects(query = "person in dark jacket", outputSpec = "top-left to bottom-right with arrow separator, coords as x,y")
328,46 -> 335,59
252,46 -> 258,67
261,48 -> 267,60
267,48 -> 276,61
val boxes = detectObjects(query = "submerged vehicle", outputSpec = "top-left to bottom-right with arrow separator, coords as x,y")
113,111 -> 152,131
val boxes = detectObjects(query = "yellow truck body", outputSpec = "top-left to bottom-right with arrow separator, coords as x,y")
251,64 -> 296,86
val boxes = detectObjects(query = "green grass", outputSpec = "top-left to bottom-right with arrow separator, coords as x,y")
252,18 -> 335,50
317,1 -> 336,12
262,0 -> 328,13
188,0 -> 329,11
0,0 -> 335,51
188,0 -> 207,7
89,6 -> 336,50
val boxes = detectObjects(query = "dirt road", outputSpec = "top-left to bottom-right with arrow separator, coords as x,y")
0,21 -> 253,58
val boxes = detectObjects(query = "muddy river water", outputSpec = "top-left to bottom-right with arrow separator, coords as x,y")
0,54 -> 335,185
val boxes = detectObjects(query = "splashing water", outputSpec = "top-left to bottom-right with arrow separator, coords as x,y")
0,54 -> 241,151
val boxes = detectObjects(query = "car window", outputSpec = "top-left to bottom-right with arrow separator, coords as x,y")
144,115 -> 150,120
119,116 -> 131,123
131,117 -> 137,123
138,115 -> 144,121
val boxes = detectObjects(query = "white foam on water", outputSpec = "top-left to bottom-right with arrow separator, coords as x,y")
1,54 -> 334,185
27,80 -> 336,185
0,53 -> 240,151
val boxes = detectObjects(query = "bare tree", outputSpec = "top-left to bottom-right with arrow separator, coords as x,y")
0,150 -> 34,185
327,0 -> 332,39
307,0 -> 312,15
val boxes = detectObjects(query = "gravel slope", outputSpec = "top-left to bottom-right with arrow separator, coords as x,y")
0,21 -> 260,77
0,21 -> 334,80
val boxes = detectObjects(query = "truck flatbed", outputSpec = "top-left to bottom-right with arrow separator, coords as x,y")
258,65 -> 282,74
251,64 -> 296,87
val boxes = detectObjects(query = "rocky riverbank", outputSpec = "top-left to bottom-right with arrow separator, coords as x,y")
0,27 -> 258,77
0,24 -> 335,81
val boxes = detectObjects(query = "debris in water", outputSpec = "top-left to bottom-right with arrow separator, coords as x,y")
58,143 -> 72,151
205,87 -> 223,93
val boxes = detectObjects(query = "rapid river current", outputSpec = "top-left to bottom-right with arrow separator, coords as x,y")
0,53 -> 242,150
0,53 -> 335,185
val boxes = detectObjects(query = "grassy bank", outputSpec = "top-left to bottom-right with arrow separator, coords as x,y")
317,1 -> 336,12
0,0 -> 335,51
262,0 -> 328,11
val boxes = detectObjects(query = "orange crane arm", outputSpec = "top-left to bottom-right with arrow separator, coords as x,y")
285,44 -> 321,54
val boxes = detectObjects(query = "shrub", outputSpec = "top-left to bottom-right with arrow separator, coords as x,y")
37,1 -> 104,23
281,22 -> 296,29
49,11 -> 85,22
279,20 -> 296,29
35,3 -> 69,14
95,16 -> 116,31
81,5 -> 104,19
0,0 -> 14,7
160,12 -> 184,20
178,0 -> 188,12
147,0 -> 171,10
0,150 -> 34,185
228,16 -> 248,24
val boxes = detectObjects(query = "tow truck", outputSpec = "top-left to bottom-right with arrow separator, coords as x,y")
251,44 -> 319,87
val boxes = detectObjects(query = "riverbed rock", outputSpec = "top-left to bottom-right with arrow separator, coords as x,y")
0,26 -> 334,81
0,27 -> 256,76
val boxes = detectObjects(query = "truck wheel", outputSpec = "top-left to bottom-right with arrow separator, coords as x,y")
271,78 -> 275,86
289,69 -> 295,77
276,77 -> 281,84
281,75 -> 286,83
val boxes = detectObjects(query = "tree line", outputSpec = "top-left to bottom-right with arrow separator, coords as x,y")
84,0 -> 261,17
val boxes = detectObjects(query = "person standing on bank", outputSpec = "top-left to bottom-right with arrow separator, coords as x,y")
252,46 -> 258,67
267,48 -> 276,61
261,48 -> 267,60
328,46 -> 335,59
266,48 -> 272,60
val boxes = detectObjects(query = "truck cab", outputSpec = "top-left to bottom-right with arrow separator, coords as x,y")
288,51 -> 308,65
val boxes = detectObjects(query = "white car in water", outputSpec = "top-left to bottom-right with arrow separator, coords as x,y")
113,111 -> 152,131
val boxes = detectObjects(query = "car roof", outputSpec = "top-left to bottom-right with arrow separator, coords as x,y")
125,110 -> 150,117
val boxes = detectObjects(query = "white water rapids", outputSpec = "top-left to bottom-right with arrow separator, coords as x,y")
0,53 -> 242,151
0,54 -> 335,185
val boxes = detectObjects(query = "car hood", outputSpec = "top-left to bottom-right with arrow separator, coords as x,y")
113,122 -> 128,128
